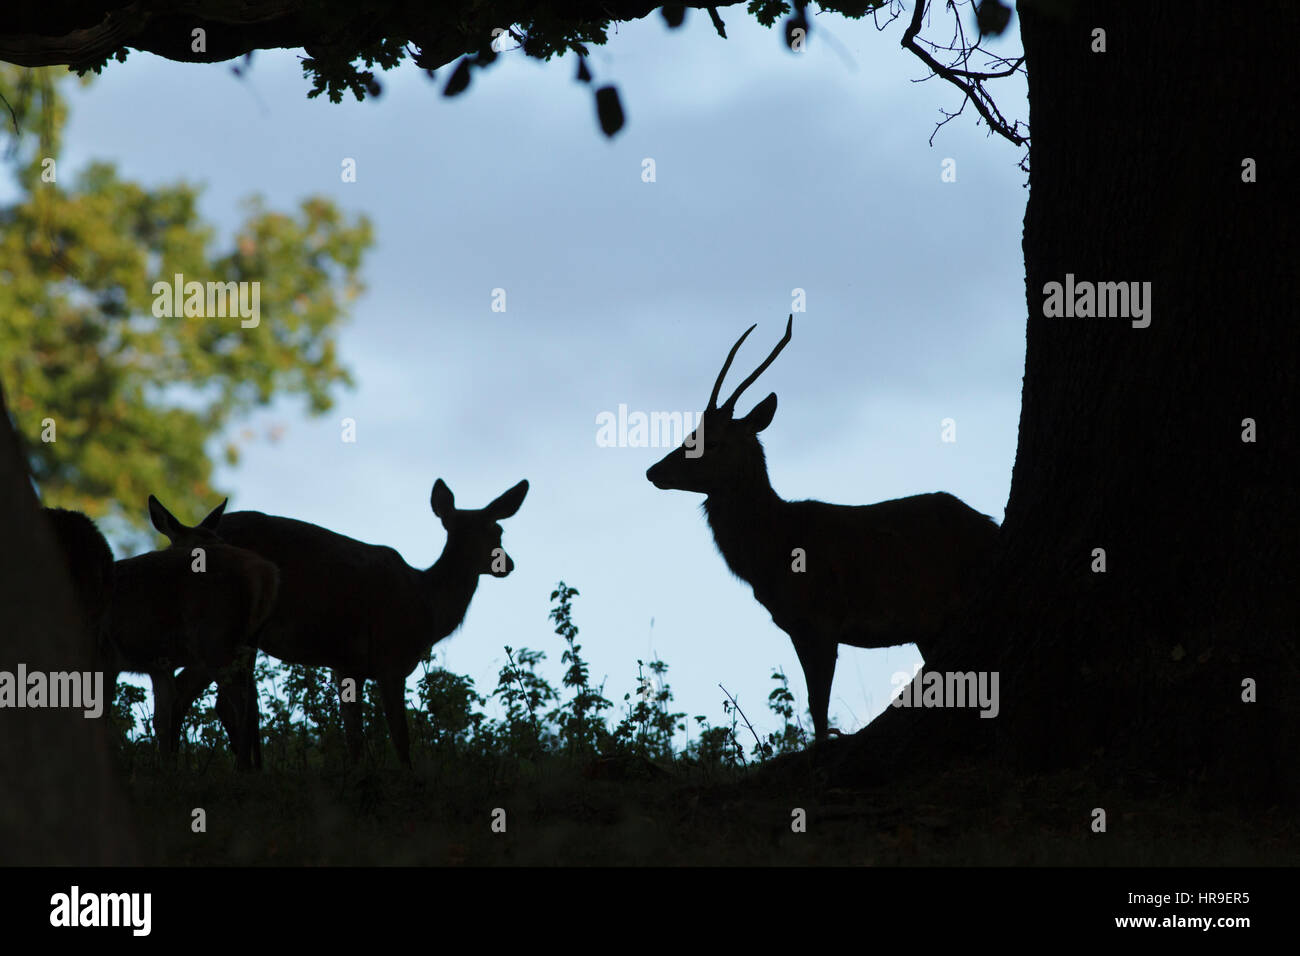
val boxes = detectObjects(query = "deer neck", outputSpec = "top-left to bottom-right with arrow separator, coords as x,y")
423,548 -> 482,641
702,462 -> 784,586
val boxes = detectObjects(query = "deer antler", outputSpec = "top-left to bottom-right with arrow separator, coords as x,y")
708,323 -> 757,411
716,314 -> 793,413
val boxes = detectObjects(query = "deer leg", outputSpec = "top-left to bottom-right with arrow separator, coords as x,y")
172,665 -> 214,747
377,675 -> 412,769
239,654 -> 262,771
213,685 -> 241,766
244,657 -> 263,770
215,677 -> 253,772
791,634 -> 837,743
335,671 -> 364,764
215,651 -> 260,771
150,669 -> 180,764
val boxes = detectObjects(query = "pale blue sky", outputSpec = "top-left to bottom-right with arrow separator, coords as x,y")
50,9 -> 1027,745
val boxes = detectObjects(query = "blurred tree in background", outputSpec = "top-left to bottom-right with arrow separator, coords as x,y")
0,66 -> 372,546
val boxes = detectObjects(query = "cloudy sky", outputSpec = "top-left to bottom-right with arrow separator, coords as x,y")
57,8 -> 1028,745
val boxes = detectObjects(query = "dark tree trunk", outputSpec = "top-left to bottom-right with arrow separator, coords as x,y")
834,1 -> 1298,800
0,383 -> 137,864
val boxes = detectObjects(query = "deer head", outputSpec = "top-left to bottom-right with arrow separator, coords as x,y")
148,494 -> 227,548
430,478 -> 529,577
646,315 -> 792,495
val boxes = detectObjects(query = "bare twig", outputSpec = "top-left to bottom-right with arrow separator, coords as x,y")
718,682 -> 764,754
900,0 -> 1027,148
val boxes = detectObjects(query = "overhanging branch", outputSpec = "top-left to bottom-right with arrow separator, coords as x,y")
900,0 -> 1027,148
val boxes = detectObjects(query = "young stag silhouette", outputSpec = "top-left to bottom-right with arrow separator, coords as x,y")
106,496 -> 278,769
214,478 -> 529,767
646,316 -> 999,742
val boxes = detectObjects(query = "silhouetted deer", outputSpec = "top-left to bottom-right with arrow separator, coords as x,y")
646,316 -> 999,742
214,478 -> 529,767
106,496 -> 278,769
41,508 -> 114,653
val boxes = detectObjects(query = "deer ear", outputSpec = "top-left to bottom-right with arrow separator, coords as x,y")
430,479 -> 455,519
487,479 -> 529,519
199,498 -> 228,530
148,495 -> 179,538
742,393 -> 778,433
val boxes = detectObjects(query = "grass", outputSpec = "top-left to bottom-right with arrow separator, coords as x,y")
110,581 -> 1298,865
120,756 -> 1298,866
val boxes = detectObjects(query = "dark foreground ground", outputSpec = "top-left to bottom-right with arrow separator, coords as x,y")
120,754 -> 1297,866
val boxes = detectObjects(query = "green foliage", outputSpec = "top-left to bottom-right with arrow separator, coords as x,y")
610,658 -> 685,761
282,661 -> 347,768
547,582 -> 614,756
747,1 -> 793,28
106,681 -> 148,762
414,664 -> 487,752
301,37 -> 406,103
0,66 -> 372,542
20,1 -> 996,151
47,0 -> 917,105
493,645 -> 559,756
109,580 -> 817,779
64,7 -> 621,106
760,667 -> 811,757
683,719 -> 745,768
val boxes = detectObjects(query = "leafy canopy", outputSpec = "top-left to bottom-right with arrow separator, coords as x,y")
0,66 -> 372,544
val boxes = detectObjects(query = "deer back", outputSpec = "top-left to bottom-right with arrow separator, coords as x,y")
216,511 -> 426,674
107,514 -> 279,676
709,491 -> 997,646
